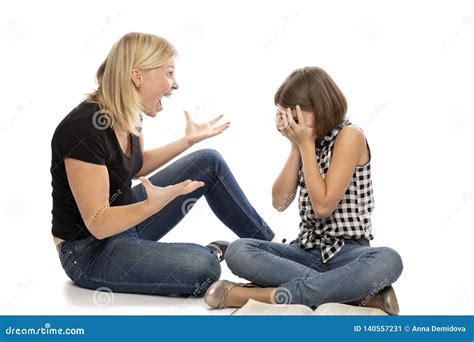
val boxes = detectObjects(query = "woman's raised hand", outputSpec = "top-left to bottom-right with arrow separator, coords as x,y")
139,177 -> 205,212
184,111 -> 230,145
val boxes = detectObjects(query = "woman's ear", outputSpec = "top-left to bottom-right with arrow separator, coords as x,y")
131,69 -> 142,88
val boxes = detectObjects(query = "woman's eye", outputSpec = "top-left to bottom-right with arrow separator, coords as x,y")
168,72 -> 174,77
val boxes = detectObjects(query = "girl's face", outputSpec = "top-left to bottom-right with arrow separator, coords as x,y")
276,104 -> 315,128
132,58 -> 179,117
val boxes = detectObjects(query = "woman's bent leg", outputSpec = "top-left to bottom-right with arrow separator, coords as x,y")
59,231 -> 221,296
132,149 -> 274,241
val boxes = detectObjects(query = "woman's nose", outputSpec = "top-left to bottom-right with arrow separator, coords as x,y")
172,80 -> 179,90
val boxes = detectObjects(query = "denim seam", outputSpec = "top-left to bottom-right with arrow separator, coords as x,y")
217,173 -> 272,239
75,273 -> 203,291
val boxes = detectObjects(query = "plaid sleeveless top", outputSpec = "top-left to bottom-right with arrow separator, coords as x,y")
297,119 -> 374,263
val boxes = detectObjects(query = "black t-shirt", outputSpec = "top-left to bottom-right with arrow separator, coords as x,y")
51,100 -> 143,240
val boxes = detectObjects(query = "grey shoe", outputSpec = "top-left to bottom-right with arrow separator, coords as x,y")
348,285 -> 400,315
204,280 -> 259,309
206,240 -> 230,262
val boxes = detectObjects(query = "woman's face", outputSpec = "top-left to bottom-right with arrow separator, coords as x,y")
276,104 -> 314,128
132,58 -> 179,117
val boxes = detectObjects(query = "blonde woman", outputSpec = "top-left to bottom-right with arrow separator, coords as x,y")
51,32 -> 274,296
205,67 -> 403,314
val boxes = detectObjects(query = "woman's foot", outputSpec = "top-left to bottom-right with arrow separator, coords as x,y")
206,240 -> 230,262
348,285 -> 400,315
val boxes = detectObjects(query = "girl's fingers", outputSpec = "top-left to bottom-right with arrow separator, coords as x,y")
286,107 -> 295,127
295,105 -> 304,125
280,109 -> 289,127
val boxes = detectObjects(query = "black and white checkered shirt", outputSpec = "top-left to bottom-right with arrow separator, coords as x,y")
297,119 -> 374,263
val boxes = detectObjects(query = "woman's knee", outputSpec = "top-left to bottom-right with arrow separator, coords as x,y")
187,248 -> 222,287
189,148 -> 224,168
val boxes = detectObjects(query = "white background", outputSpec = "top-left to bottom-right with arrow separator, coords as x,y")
1,0 -> 473,315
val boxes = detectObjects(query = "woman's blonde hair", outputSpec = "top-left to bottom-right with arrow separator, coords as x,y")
274,67 -> 347,143
87,32 -> 177,135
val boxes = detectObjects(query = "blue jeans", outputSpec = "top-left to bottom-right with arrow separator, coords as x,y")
225,238 -> 403,306
56,149 -> 275,296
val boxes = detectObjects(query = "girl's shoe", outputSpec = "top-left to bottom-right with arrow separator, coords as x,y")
348,285 -> 400,315
204,280 -> 258,309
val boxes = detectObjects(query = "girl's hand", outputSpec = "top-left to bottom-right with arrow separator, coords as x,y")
276,109 -> 298,149
139,177 -> 205,211
184,111 -> 230,145
280,105 -> 316,148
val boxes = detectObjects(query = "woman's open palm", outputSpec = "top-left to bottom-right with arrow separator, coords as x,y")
184,111 -> 230,145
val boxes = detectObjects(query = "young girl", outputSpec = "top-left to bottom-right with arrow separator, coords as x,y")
205,67 -> 403,314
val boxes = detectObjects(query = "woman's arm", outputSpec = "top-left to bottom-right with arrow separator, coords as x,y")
135,134 -> 192,178
272,145 -> 300,211
135,111 -> 230,178
65,158 -> 203,239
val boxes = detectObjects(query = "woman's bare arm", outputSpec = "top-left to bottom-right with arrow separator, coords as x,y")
65,158 -> 203,239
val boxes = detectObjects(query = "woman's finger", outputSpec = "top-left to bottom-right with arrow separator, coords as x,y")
208,114 -> 224,126
139,177 -> 153,187
184,110 -> 192,123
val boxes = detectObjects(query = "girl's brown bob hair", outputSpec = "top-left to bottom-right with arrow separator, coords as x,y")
274,67 -> 347,142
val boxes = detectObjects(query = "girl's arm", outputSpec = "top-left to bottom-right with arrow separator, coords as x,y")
272,144 -> 300,211
281,105 -> 367,219
299,125 -> 366,218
